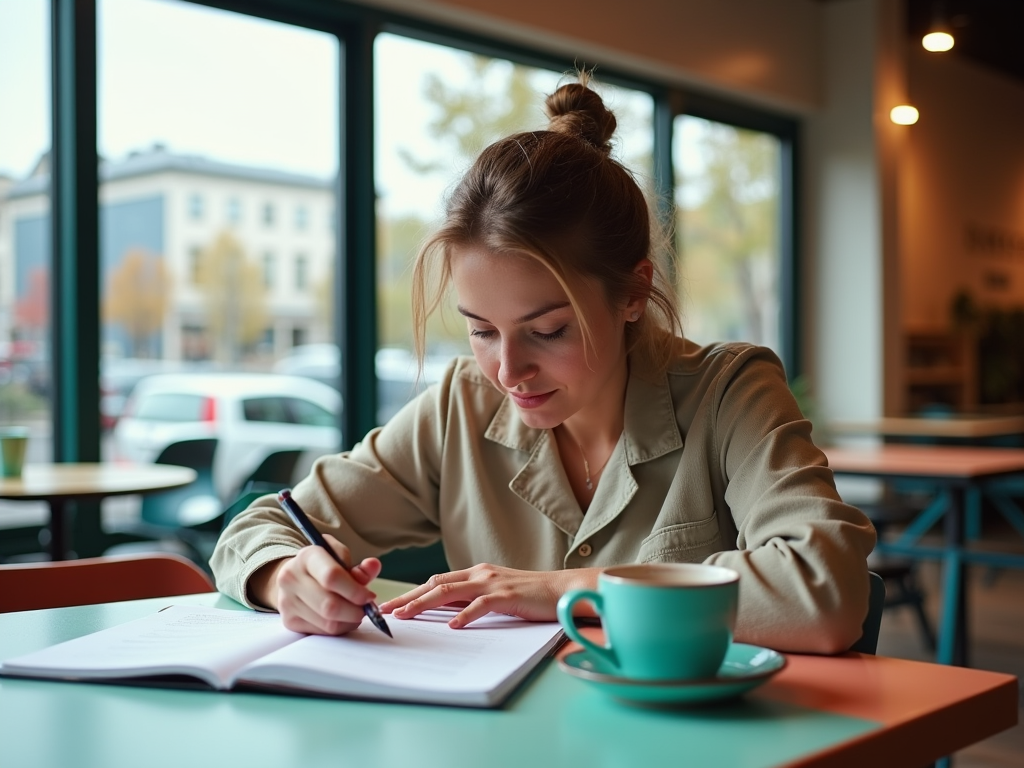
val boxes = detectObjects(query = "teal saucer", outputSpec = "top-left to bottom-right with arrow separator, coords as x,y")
558,643 -> 786,707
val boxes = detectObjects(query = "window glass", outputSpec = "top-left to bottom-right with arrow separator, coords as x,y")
0,0 -> 53,535
242,396 -> 290,424
98,0 -> 341,516
374,33 -> 653,424
287,397 -> 335,427
673,116 -> 781,353
133,392 -> 208,422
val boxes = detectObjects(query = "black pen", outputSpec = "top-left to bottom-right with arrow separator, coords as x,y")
277,489 -> 393,638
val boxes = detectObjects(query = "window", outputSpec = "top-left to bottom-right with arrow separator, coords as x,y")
133,393 -> 210,422
373,32 -> 654,424
0,0 -> 53,481
262,251 -> 275,288
188,193 -> 203,220
295,205 -> 308,231
292,326 -> 307,347
97,0 -> 340,492
188,246 -> 202,284
295,253 -> 308,291
243,396 -> 290,423
226,196 -> 242,225
288,397 -> 335,427
673,116 -> 782,354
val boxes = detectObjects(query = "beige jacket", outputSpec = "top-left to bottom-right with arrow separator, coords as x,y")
211,340 -> 875,653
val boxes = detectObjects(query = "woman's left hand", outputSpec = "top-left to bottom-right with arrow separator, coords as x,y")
378,564 -> 601,628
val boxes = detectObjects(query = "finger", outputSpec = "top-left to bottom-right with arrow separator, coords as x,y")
449,594 -> 506,629
350,557 -> 382,586
379,570 -> 466,613
279,580 -> 366,635
391,579 -> 476,619
304,547 -> 376,606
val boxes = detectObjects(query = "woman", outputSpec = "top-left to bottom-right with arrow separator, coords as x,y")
211,77 -> 874,654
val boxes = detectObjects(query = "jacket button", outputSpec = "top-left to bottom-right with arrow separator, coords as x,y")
578,543 -> 592,557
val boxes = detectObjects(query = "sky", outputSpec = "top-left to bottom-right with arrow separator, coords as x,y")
1,0 -> 678,220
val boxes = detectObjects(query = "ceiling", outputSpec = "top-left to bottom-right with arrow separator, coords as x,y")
906,0 -> 1024,85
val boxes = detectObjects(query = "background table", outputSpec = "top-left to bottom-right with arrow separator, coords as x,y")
0,585 -> 1016,768
0,463 -> 197,560
830,415 -> 1024,441
824,444 -> 1024,666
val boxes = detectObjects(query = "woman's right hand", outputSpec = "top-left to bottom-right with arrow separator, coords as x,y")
248,535 -> 382,636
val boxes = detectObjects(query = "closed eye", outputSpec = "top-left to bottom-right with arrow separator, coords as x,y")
535,326 -> 567,341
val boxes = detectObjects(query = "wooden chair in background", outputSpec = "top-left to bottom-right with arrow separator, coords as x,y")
0,553 -> 214,613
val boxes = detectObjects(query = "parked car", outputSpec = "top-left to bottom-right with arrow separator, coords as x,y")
273,344 -> 452,424
113,372 -> 342,501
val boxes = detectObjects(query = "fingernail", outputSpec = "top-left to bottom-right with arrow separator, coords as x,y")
449,618 -> 461,629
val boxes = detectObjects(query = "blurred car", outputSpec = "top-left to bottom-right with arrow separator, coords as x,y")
101,358 -> 223,431
113,372 -> 342,501
273,344 -> 452,424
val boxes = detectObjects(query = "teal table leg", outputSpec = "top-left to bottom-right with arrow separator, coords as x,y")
937,487 -> 968,667
965,487 -> 982,543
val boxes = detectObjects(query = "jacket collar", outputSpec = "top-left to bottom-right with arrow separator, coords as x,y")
484,355 -> 683,464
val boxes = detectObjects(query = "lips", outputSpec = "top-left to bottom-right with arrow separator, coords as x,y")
508,390 -> 555,409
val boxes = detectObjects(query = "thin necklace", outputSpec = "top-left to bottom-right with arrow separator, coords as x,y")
577,442 -> 612,491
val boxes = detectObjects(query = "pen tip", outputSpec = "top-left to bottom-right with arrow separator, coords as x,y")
375,616 -> 393,638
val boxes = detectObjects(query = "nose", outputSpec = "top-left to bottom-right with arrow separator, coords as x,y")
497,337 -> 537,391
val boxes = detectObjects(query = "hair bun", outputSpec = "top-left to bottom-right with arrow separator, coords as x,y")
544,82 -> 616,155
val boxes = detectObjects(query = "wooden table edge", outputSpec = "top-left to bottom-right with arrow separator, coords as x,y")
780,670 -> 1018,767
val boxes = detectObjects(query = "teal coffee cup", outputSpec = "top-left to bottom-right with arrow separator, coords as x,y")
557,563 -> 739,681
0,427 -> 30,478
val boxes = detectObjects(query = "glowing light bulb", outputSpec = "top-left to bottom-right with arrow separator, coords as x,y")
890,105 -> 920,125
922,31 -> 954,52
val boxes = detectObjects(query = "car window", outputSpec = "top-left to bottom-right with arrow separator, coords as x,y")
287,397 -> 335,427
134,393 -> 208,422
242,397 -> 292,424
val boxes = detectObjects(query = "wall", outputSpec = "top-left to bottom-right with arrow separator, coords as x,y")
900,48 -> 1024,329
359,0 -> 823,113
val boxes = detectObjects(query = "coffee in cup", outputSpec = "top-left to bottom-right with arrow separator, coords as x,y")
556,562 -> 739,681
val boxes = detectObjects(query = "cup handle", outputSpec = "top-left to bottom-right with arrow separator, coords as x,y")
556,589 -> 618,671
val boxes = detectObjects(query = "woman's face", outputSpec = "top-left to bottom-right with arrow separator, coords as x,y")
450,245 -> 634,431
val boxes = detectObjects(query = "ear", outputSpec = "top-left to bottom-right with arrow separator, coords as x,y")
624,259 -> 654,321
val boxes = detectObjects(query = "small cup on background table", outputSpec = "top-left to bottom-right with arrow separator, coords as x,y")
0,426 -> 30,478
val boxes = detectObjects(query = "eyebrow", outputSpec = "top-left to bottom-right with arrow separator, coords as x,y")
457,301 -> 572,325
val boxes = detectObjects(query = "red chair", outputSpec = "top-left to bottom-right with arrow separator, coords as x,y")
0,553 -> 215,613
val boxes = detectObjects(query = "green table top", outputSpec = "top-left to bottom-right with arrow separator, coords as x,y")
0,584 -> 880,768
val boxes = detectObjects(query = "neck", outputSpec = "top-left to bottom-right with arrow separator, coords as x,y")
558,356 -> 629,453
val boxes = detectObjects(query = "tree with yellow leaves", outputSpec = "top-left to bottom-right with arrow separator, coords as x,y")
197,231 -> 268,363
103,248 -> 172,358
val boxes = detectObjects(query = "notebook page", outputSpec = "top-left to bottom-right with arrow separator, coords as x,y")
236,610 -> 564,704
1,605 -> 302,688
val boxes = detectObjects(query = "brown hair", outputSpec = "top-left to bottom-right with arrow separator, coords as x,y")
411,74 -> 681,374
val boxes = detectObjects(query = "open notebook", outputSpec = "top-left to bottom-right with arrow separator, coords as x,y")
0,605 -> 565,708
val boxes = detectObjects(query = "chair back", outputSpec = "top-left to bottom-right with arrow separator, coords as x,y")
142,438 -> 220,527
0,554 -> 214,613
848,571 -> 886,654
240,449 -> 303,496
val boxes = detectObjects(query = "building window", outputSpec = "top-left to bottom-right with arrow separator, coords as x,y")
188,246 -> 202,284
263,202 -> 275,227
188,193 -> 203,220
226,197 -> 241,225
295,254 -> 308,291
295,205 -> 308,231
291,326 -> 307,347
262,251 -> 275,288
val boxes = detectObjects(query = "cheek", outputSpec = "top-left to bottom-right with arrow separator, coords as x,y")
468,339 -> 501,382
